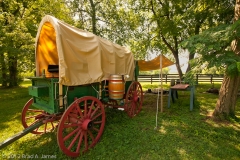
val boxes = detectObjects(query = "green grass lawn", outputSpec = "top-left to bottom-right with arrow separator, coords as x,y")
0,81 -> 239,160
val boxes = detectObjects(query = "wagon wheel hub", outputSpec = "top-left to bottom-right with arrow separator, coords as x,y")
82,119 -> 93,130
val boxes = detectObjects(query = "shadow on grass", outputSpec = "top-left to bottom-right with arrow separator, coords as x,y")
0,87 -> 31,131
136,92 -> 240,159
1,83 -> 240,159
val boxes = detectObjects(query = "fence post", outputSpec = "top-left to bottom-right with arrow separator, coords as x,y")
151,75 -> 152,84
165,74 -> 167,84
196,74 -> 198,84
211,74 -> 213,84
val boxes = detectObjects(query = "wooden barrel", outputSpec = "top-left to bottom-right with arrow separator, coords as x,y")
109,75 -> 125,100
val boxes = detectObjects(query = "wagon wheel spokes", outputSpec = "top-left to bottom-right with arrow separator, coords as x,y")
21,98 -> 57,134
125,81 -> 143,118
57,96 -> 105,157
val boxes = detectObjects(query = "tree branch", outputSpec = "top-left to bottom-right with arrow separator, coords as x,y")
173,36 -> 178,51
96,18 -> 111,25
157,0 -> 163,6
160,33 -> 175,53
77,8 -> 91,15
150,0 -> 157,17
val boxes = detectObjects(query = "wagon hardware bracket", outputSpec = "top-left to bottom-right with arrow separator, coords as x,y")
0,120 -> 44,150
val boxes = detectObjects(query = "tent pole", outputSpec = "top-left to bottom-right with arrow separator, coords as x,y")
160,55 -> 163,112
155,54 -> 163,130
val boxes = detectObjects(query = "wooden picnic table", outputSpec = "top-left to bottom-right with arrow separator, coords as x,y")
167,84 -> 195,111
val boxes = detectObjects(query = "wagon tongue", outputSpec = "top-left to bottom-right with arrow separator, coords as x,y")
0,120 -> 44,149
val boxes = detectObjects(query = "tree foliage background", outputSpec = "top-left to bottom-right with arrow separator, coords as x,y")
0,0 -> 236,87
181,21 -> 240,77
0,0 -> 73,87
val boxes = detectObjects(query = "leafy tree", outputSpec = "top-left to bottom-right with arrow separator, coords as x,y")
0,0 -> 235,87
139,71 -> 153,75
66,0 -> 101,35
0,0 -> 72,87
126,0 -> 235,79
153,68 -> 169,75
202,66 -> 225,75
181,0 -> 240,119
181,23 -> 240,75
139,68 -> 169,75
213,0 -> 240,119
0,0 -> 35,87
66,0 -> 150,59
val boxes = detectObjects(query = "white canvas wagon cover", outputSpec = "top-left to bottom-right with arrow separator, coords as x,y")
35,15 -> 135,86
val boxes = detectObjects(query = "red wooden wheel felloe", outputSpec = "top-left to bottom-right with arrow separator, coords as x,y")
21,98 -> 57,134
125,81 -> 143,118
57,96 -> 106,157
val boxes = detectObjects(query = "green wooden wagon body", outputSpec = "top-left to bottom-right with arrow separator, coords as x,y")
28,65 -> 139,114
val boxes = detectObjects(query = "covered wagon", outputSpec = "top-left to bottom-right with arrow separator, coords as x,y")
24,15 -> 143,157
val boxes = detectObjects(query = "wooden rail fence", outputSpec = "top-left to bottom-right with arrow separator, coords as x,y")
138,74 -> 224,84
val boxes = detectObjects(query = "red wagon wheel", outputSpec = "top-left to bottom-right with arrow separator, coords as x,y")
125,81 -> 143,118
21,98 -> 57,134
57,96 -> 105,157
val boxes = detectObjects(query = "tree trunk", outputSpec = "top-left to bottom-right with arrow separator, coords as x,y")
8,56 -> 18,87
172,51 -> 183,79
89,0 -> 97,35
0,53 -> 8,87
186,23 -> 202,72
185,53 -> 194,73
213,76 -> 240,119
213,0 -> 240,119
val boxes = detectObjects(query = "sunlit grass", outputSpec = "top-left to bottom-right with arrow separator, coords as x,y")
20,79 -> 32,88
140,82 -> 170,91
0,81 -> 239,159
